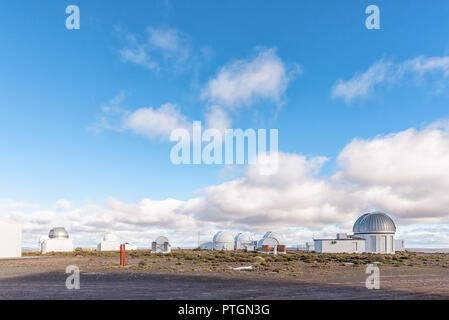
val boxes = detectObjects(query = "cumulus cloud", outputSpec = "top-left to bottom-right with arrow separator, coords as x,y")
201,48 -> 299,109
334,120 -> 449,223
8,121 -> 449,248
90,94 -> 191,141
332,55 -> 449,103
3,197 -> 199,248
117,26 -> 209,73
183,121 -> 449,243
124,103 -> 190,140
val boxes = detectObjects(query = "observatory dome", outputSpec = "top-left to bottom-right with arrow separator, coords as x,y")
155,236 -> 169,244
213,231 -> 235,250
214,231 -> 234,243
353,212 -> 396,234
262,231 -> 284,243
49,227 -> 69,239
235,232 -> 253,243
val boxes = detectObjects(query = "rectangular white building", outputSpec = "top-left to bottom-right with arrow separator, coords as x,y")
0,221 -> 21,259
314,238 -> 366,253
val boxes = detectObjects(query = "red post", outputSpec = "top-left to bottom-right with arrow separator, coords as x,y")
120,244 -> 126,267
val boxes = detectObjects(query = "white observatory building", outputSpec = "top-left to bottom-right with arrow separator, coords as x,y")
257,231 -> 284,249
313,211 -> 400,254
39,227 -> 74,254
152,236 -> 171,254
353,212 -> 396,254
0,220 -> 21,259
234,232 -> 256,250
213,231 -> 235,250
97,233 -> 121,251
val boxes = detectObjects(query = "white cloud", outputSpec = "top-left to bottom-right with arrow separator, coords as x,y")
10,121 -> 449,248
147,27 -> 185,52
119,45 -> 157,70
334,120 -> 449,223
91,96 -> 190,141
124,103 -> 190,140
183,121 -> 449,243
332,55 -> 449,103
202,48 -> 298,108
117,26 -> 205,73
403,56 -> 449,77
55,199 -> 71,211
331,60 -> 393,103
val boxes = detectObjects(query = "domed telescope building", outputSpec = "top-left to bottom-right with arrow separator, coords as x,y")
39,227 -> 74,254
353,212 -> 396,254
213,231 -> 235,250
152,236 -> 171,254
97,233 -> 121,251
313,211 -> 403,254
234,232 -> 256,250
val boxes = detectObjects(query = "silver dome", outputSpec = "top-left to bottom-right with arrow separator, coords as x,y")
49,227 -> 69,239
353,212 -> 396,234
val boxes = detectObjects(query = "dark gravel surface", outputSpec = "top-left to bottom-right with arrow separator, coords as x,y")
0,272 -> 444,300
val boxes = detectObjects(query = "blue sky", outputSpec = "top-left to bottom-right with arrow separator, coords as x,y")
1,1 -> 449,247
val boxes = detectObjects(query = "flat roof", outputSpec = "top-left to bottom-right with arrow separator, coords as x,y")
314,238 -> 365,241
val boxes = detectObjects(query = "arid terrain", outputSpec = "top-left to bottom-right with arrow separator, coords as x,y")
1,250 -> 449,299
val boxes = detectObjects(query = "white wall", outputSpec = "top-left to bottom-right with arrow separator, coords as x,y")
0,221 -> 21,258
357,234 -> 395,254
314,239 -> 365,253
214,242 -> 234,250
124,243 -> 137,250
97,240 -> 120,251
41,238 -> 73,254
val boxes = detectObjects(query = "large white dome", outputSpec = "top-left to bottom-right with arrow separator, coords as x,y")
235,232 -> 254,243
213,231 -> 234,243
353,212 -> 396,234
262,231 -> 284,243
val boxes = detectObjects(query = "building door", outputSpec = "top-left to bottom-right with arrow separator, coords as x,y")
370,236 -> 376,252
381,236 -> 387,253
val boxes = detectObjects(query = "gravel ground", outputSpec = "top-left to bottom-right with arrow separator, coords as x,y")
1,251 -> 448,300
